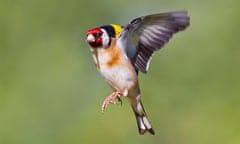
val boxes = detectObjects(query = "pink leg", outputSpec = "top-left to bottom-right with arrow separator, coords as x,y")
101,91 -> 122,113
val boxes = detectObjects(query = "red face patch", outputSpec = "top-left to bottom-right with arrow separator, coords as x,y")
86,28 -> 103,48
87,28 -> 102,35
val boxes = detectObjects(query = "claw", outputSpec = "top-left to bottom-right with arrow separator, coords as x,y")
101,91 -> 122,113
117,97 -> 122,105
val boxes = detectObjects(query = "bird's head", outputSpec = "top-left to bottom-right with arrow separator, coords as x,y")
86,24 -> 123,49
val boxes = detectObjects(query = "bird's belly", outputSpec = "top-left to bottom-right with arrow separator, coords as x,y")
99,65 -> 137,92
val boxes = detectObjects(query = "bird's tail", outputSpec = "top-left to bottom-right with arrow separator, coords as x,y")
131,98 -> 155,135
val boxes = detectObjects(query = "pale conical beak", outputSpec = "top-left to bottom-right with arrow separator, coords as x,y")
86,34 -> 95,43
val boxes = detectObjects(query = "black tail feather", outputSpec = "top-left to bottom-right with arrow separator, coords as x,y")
132,104 -> 155,135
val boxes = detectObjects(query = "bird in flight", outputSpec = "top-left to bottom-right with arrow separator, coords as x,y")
86,11 -> 190,135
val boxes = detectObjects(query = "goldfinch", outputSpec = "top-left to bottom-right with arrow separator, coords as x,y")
86,11 -> 190,135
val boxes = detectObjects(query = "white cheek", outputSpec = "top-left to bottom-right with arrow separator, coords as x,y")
101,29 -> 110,48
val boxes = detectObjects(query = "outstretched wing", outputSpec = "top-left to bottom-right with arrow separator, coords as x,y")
117,11 -> 190,73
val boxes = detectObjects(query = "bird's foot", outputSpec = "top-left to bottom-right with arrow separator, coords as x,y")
101,91 -> 122,113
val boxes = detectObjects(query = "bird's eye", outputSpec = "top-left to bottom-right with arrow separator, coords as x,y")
94,32 -> 103,38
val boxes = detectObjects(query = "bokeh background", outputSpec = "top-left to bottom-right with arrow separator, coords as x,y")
1,0 -> 240,144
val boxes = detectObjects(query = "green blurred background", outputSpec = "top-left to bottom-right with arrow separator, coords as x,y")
1,0 -> 240,144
